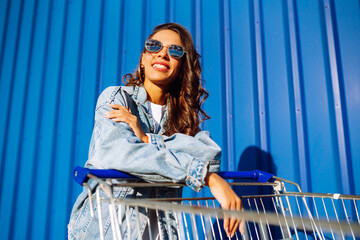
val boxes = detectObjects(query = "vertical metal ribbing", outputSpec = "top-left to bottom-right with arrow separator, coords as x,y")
140,0 -> 147,47
323,0 -> 350,195
0,0 -> 11,77
286,0 -> 309,192
195,0 -> 202,54
26,0 -> 53,237
0,0 -> 11,175
169,0 -> 175,23
0,1 -> 27,238
144,0 -> 151,36
253,0 -> 268,152
195,0 -> 206,145
120,0 -> 129,81
46,0 -> 71,238
26,0 -> 58,238
0,0 -> 25,207
116,0 -> 125,85
10,0 -> 39,238
223,0 -> 235,171
96,0 -> 106,96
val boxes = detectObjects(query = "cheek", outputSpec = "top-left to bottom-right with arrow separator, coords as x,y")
172,62 -> 182,76
142,52 -> 156,67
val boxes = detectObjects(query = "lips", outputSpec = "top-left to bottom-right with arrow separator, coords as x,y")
152,62 -> 170,72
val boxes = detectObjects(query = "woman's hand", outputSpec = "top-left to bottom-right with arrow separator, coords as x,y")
206,173 -> 245,238
104,104 -> 149,143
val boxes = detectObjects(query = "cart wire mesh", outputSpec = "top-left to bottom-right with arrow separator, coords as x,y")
73,167 -> 360,239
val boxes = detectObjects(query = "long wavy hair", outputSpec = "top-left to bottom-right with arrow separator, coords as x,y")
123,23 -> 209,136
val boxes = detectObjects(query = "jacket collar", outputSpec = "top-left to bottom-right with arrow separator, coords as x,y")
121,85 -> 148,105
122,85 -> 168,133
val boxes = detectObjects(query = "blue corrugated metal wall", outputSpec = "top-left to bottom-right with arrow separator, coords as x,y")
0,0 -> 359,239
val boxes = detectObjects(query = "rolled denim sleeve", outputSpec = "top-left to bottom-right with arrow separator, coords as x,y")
87,88 -> 221,192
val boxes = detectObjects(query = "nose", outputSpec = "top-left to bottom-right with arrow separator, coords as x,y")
157,46 -> 170,60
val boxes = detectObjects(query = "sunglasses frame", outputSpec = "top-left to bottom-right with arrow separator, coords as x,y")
145,39 -> 186,59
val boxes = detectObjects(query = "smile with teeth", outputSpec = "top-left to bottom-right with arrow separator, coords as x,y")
152,63 -> 169,71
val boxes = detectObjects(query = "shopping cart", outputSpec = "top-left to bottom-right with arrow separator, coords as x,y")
73,166 -> 360,239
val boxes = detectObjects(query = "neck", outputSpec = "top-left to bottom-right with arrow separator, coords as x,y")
143,80 -> 168,105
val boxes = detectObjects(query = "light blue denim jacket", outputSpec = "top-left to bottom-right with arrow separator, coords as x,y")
68,85 -> 221,239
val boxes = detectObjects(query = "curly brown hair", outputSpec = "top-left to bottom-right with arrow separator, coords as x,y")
123,23 -> 209,137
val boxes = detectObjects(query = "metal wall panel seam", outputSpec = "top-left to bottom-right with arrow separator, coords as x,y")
27,0 -> 55,238
144,0 -> 151,40
0,0 -> 11,77
116,0 -> 125,85
253,0 -> 268,153
223,0 -> 235,171
195,0 -> 204,199
27,0 -> 54,237
1,0 -> 33,237
141,0 -> 148,51
67,0 -> 88,218
164,0 -> 170,23
120,0 -> 129,83
0,0 -> 12,168
169,0 -> 175,23
286,0 -> 310,192
46,0 -> 71,238
323,0 -> 351,195
10,0 -> 39,238
97,0 -> 106,96
95,0 -> 106,105
0,0 -> 25,212
195,0 -> 202,63
62,1 -> 86,235
195,0 -> 204,132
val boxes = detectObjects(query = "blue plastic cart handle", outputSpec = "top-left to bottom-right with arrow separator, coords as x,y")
74,166 -> 274,185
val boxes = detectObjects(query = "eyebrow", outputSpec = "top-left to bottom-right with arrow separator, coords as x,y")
151,38 -> 184,47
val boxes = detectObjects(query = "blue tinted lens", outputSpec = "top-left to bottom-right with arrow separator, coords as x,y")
168,45 -> 185,58
145,39 -> 162,52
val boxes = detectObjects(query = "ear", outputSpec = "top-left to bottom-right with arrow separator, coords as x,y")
141,53 -> 145,66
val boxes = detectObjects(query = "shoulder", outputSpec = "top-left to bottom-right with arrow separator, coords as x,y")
95,86 -> 136,110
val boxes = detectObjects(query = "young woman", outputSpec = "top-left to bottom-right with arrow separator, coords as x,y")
68,23 -> 244,239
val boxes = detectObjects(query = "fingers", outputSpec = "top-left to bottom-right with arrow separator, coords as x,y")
239,217 -> 245,235
109,103 -> 127,110
230,219 -> 240,238
228,197 -> 242,238
104,104 -> 132,122
104,104 -> 147,142
223,215 -> 230,237
228,201 -> 236,237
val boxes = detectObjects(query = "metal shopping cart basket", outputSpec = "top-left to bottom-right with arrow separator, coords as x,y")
73,167 -> 360,239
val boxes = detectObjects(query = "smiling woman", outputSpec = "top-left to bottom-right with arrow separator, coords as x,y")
125,23 -> 208,137
67,23 -> 244,239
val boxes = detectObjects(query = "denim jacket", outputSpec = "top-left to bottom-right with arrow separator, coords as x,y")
68,85 -> 221,239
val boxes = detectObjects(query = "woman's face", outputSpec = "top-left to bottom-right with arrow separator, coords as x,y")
141,29 -> 183,88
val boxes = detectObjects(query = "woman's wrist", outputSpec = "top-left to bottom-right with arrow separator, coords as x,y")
141,135 -> 149,143
205,172 -> 218,187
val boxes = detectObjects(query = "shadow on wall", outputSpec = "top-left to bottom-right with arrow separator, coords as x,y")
236,146 -> 281,238
237,145 -> 276,176
233,145 -> 277,196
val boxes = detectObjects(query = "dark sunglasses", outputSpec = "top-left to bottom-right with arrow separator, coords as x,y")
145,39 -> 185,58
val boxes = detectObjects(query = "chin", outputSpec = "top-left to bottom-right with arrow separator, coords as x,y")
148,78 -> 175,87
